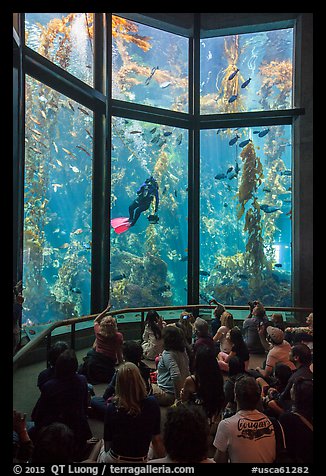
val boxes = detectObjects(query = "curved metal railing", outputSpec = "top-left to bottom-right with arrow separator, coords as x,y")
13,304 -> 312,369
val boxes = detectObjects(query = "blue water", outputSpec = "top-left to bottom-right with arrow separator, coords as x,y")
22,14 -> 293,328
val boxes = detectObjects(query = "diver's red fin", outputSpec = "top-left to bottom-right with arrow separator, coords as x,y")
111,217 -> 131,234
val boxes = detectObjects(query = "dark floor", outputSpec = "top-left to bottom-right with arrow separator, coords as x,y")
13,349 -> 265,458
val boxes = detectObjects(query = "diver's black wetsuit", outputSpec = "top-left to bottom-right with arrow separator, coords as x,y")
129,179 -> 159,226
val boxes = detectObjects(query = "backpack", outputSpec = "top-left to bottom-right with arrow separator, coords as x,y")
270,417 -> 294,464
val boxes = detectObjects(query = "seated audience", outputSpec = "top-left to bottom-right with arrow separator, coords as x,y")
262,343 -> 313,416
222,356 -> 246,419
152,326 -> 190,406
209,299 -> 225,337
181,345 -> 225,423
79,303 -> 123,384
96,362 -> 165,463
32,422 -> 75,463
213,376 -> 276,463
37,341 -> 69,390
284,312 -> 313,344
269,313 -> 286,332
149,404 -> 215,463
90,340 -> 152,420
142,310 -> 164,360
193,317 -> 216,355
31,349 -> 92,461
175,310 -> 195,345
253,327 -> 295,382
279,377 -> 313,464
285,313 -> 313,359
212,310 -> 234,355
242,301 -> 270,354
218,326 -> 250,372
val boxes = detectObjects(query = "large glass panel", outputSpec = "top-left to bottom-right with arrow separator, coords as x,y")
110,117 -> 188,308
112,15 -> 188,112
200,28 -> 293,114
25,13 -> 94,87
23,76 -> 93,331
200,125 -> 292,307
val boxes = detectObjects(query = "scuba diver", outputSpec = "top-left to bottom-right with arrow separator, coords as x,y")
111,176 -> 159,234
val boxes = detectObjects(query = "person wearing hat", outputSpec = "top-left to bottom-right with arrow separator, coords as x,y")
254,326 -> 295,382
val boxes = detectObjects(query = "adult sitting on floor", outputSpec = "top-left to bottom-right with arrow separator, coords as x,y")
149,404 -> 215,464
96,362 -> 165,463
249,326 -> 295,384
213,375 -> 276,463
90,340 -> 152,420
242,300 -> 270,354
79,302 -> 123,384
152,326 -> 190,406
31,349 -> 92,461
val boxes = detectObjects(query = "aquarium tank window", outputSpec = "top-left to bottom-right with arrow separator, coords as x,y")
110,117 -> 188,308
112,15 -> 189,113
23,76 -> 93,327
25,13 -> 94,87
199,125 -> 292,306
200,28 -> 293,114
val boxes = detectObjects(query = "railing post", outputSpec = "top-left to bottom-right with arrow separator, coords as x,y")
46,334 -> 51,368
70,323 -> 76,350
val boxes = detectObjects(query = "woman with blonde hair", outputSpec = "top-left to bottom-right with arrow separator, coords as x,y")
212,310 -> 234,354
79,303 -> 123,384
97,362 -> 165,463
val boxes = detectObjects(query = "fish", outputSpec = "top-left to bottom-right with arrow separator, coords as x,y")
180,255 -> 188,262
73,228 -> 83,234
160,81 -> 172,88
51,183 -> 63,192
274,263 -> 283,268
253,131 -> 260,134
76,145 -> 91,156
82,242 -> 92,249
199,270 -> 210,276
112,273 -> 127,281
215,173 -> 226,180
78,106 -> 90,116
223,203 -> 228,207
59,243 -> 69,249
237,273 -> 249,279
234,162 -> 240,174
260,204 -> 281,213
29,329 -> 36,335
258,128 -> 270,137
151,134 -> 160,144
129,130 -> 142,134
239,139 -> 251,148
62,147 -> 76,157
70,287 -> 82,294
176,134 -> 183,145
163,131 -> 172,136
263,187 -> 271,193
68,101 -> 75,111
228,94 -> 238,103
174,190 -> 178,197
226,166 -> 237,180
150,127 -> 157,134
280,170 -> 292,176
30,116 -> 41,125
85,129 -> 93,139
229,134 -> 240,146
69,165 -> 80,173
228,68 -> 239,80
145,65 -> 159,85
241,77 -> 251,88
